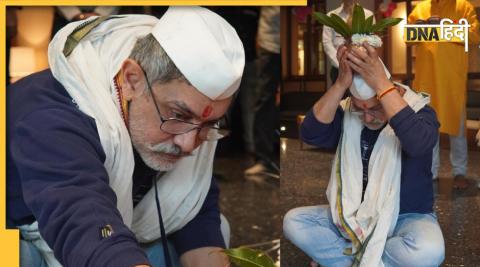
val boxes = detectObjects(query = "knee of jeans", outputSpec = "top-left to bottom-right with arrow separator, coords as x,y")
20,240 -> 45,267
283,208 -> 303,242
421,239 -> 445,266
386,234 -> 445,267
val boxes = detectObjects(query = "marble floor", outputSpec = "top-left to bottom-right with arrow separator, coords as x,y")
280,138 -> 480,267
214,153 -> 281,261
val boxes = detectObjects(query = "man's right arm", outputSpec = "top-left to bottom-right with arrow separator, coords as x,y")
11,108 -> 150,267
300,107 -> 343,149
301,46 -> 351,149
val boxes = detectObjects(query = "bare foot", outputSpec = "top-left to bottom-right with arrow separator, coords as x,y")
454,175 -> 469,189
310,261 -> 319,267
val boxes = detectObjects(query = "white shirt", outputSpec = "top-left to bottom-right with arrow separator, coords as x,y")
322,4 -> 374,68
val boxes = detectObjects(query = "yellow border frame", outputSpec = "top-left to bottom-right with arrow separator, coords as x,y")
1,0 -> 305,265
5,1 -> 306,5
0,3 -> 19,266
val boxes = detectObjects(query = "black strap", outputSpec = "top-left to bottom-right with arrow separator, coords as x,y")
153,176 -> 173,267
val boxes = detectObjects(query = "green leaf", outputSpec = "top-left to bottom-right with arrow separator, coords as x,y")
364,15 -> 374,33
352,4 -> 365,34
371,17 -> 403,33
312,12 -> 336,29
330,13 -> 352,37
223,247 -> 276,267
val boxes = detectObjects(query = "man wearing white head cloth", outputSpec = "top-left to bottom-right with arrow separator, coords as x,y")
7,7 -> 244,267
283,44 -> 445,266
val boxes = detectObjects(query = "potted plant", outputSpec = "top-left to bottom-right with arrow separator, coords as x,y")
313,4 -> 402,54
313,4 -> 402,99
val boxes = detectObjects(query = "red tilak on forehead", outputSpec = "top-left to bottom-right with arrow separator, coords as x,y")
202,105 -> 213,118
362,103 -> 367,109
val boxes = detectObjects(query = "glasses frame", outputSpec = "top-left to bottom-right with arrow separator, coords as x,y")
348,101 -> 387,123
141,68 -> 230,140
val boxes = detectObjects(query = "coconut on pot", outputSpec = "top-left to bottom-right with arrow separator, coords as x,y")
313,4 -> 402,100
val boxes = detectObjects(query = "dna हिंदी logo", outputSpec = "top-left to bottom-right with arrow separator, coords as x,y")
403,18 -> 471,52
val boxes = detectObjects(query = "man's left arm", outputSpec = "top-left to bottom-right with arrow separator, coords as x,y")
169,178 -> 229,267
389,105 -> 440,157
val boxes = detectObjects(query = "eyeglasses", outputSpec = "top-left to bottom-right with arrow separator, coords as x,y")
141,69 -> 230,141
349,102 -> 386,124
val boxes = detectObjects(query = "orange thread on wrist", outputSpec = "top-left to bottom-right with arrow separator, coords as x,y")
377,86 -> 397,100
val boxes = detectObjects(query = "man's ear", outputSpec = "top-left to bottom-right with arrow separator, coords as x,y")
121,59 -> 146,101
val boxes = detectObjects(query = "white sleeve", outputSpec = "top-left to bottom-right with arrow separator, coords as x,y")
365,9 -> 376,23
93,6 -> 120,16
322,25 -> 339,68
57,6 -> 82,21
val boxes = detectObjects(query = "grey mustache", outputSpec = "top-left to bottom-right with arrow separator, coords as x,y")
147,143 -> 192,157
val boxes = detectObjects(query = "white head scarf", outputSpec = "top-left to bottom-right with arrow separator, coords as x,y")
349,59 -> 391,100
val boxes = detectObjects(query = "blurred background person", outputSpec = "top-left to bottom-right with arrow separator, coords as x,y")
214,7 -> 261,162
51,6 -> 119,37
245,6 -> 281,177
408,0 -> 480,189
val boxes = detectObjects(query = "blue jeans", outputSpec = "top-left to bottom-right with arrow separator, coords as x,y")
20,239 -> 181,267
141,240 -> 182,267
283,205 -> 445,267
20,239 -> 48,267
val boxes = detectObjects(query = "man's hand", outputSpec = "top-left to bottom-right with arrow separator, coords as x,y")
334,45 -> 353,91
346,43 -> 393,93
180,247 -> 230,267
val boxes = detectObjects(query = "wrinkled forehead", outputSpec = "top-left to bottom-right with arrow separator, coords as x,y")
182,96 -> 232,120
155,80 -> 232,120
351,96 -> 381,110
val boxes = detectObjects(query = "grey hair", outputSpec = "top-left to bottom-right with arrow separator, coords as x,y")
128,33 -> 186,86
